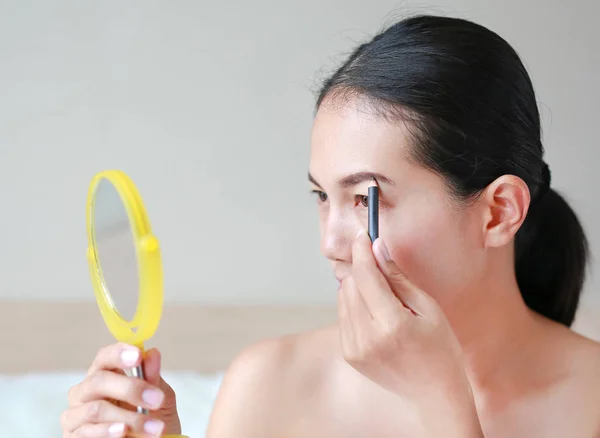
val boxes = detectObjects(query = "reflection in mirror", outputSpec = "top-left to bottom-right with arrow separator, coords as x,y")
92,178 -> 139,322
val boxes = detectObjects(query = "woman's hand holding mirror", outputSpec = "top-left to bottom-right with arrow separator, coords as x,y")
61,342 -> 181,437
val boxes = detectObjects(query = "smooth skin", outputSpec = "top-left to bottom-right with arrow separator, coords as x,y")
63,98 -> 600,437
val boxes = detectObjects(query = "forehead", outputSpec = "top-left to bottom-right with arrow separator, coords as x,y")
309,99 -> 414,182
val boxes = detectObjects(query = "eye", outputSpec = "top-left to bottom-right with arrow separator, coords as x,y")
311,190 -> 328,203
355,194 -> 368,208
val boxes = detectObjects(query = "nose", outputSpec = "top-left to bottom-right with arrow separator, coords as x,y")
320,209 -> 355,263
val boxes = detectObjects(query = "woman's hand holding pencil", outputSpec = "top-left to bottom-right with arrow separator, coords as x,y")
337,178 -> 484,438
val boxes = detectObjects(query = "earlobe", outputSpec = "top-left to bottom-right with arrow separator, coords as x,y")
481,176 -> 530,248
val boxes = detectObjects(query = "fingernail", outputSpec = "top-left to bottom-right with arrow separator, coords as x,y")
142,388 -> 164,408
356,229 -> 366,239
108,423 -> 125,437
144,419 -> 165,435
375,239 -> 392,261
120,348 -> 139,367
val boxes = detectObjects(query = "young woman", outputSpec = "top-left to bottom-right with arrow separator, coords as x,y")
61,15 -> 600,438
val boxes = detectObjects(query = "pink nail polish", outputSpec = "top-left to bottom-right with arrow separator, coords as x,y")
108,423 -> 125,437
120,349 -> 139,367
144,419 -> 165,435
142,388 -> 164,408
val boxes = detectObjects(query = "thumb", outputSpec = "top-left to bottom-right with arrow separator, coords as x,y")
372,238 -> 438,317
143,348 -> 179,416
142,348 -> 163,386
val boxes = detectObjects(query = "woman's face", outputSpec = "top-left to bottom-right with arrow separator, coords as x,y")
309,99 -> 486,306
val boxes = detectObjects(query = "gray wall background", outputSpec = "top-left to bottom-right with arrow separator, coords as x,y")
1,0 -> 598,311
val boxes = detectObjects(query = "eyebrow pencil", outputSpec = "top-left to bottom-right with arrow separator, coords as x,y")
368,178 -> 379,242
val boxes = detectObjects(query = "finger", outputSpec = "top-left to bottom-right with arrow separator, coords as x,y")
143,348 -> 178,412
61,401 -> 155,434
73,420 -> 164,438
87,343 -> 142,376
70,422 -> 127,438
337,283 -> 355,355
342,276 -> 374,350
143,348 -> 162,386
352,230 -> 402,322
373,238 -> 439,317
70,370 -> 165,410
344,276 -> 373,321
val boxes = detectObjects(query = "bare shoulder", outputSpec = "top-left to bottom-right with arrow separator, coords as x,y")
220,324 -> 337,387
206,326 -> 338,438
566,330 -> 600,391
541,317 -> 600,433
552,320 -> 600,375
564,329 -> 600,433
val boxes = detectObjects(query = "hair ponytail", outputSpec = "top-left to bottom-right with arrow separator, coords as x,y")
515,185 -> 589,326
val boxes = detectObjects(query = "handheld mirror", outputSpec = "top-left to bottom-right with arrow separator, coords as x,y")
86,170 -> 188,438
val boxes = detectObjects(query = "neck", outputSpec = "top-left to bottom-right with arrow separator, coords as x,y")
442,251 -> 540,391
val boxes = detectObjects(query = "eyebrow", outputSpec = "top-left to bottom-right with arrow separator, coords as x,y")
308,171 -> 393,189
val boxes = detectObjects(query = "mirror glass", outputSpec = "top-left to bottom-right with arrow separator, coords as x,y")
92,178 -> 139,322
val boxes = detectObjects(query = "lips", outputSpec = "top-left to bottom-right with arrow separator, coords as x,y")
335,274 -> 350,289
334,265 -> 351,289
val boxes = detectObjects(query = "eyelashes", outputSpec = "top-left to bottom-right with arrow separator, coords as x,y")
356,195 -> 369,207
310,190 -> 369,208
311,190 -> 328,203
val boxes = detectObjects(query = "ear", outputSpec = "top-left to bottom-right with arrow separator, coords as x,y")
480,175 -> 530,248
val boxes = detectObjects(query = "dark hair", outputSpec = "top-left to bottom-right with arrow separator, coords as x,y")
316,15 -> 589,326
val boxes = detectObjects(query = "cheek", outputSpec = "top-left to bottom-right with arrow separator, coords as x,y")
382,200 -> 477,298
